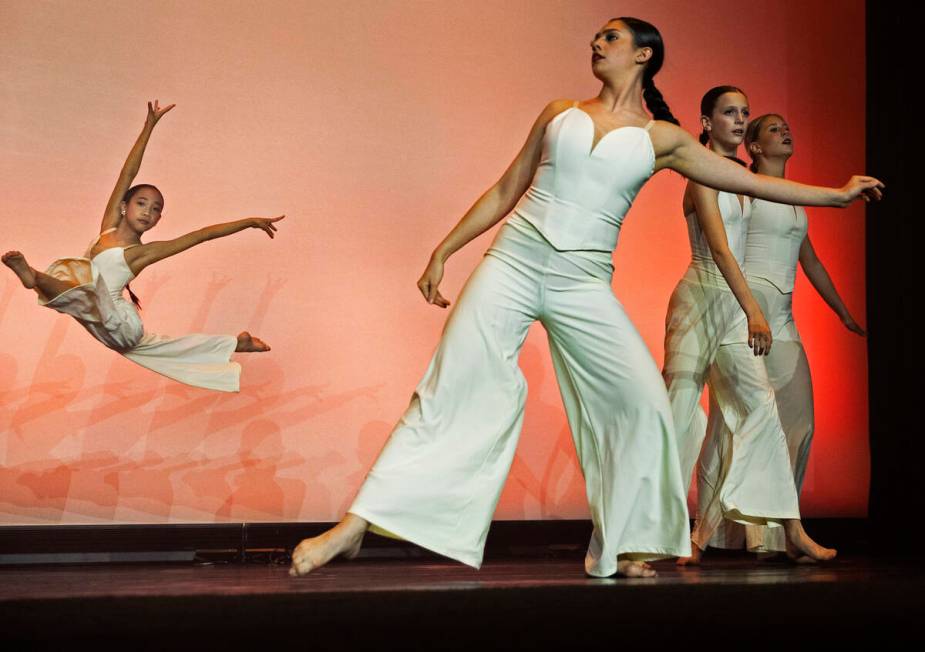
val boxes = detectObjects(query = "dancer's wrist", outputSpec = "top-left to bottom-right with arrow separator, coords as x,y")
431,247 -> 450,264
744,305 -> 763,320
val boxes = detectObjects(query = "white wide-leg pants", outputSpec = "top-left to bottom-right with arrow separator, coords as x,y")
349,218 -> 691,577
700,277 -> 813,552
40,257 -> 241,392
662,270 -> 799,550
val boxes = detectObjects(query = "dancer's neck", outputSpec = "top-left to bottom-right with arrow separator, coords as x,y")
114,221 -> 143,246
594,76 -> 646,116
709,140 -> 739,159
757,157 -> 787,178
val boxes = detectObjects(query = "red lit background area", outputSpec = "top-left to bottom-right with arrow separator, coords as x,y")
0,0 -> 866,524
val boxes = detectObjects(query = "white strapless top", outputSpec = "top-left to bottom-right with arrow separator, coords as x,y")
744,199 -> 808,293
685,191 -> 751,281
90,247 -> 136,301
509,106 -> 655,252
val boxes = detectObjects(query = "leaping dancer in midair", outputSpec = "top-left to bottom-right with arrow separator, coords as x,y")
3,101 -> 284,392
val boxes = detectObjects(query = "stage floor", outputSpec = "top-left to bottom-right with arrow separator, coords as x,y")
4,553 -> 923,647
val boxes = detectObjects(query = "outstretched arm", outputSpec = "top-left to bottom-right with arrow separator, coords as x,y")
798,234 -> 866,335
418,99 -> 573,307
126,216 -> 284,276
652,123 -> 883,207
689,182 -> 772,355
100,100 -> 175,234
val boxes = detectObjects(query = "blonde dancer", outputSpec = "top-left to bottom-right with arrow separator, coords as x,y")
665,88 -> 837,565
290,18 -> 882,579
699,114 -> 866,556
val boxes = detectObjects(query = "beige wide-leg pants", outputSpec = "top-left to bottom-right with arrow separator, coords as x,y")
663,270 -> 800,551
349,218 -> 691,577
700,276 -> 813,552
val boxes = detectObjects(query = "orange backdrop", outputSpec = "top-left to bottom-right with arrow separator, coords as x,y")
0,0 -> 867,524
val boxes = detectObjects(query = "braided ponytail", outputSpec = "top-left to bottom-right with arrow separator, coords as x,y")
616,17 -> 679,125
126,284 -> 142,310
643,78 -> 680,125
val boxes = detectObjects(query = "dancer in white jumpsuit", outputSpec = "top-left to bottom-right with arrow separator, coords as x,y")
2,101 -> 283,392
663,88 -> 834,565
699,113 -> 866,555
290,18 -> 882,579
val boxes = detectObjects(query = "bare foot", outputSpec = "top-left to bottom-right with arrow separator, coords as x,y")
2,251 -> 36,289
289,514 -> 367,577
784,520 -> 837,561
616,560 -> 657,578
676,542 -> 703,566
235,331 -> 271,352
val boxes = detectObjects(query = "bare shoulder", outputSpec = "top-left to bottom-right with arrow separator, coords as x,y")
536,99 -> 577,125
688,177 -> 719,202
516,100 -> 578,143
683,177 -> 721,215
546,98 -> 578,113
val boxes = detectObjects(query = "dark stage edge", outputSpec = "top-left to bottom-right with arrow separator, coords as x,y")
3,553 -> 923,648
0,517 -> 870,557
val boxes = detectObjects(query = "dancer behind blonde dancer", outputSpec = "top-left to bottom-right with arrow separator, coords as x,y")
290,18 -> 882,579
665,87 -> 834,566
3,101 -> 284,392
697,113 -> 866,560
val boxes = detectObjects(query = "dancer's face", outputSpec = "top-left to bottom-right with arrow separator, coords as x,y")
121,187 -> 163,233
590,20 -> 650,80
750,115 -> 793,161
702,92 -> 749,149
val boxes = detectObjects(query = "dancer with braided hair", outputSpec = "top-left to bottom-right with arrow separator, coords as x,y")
290,17 -> 882,579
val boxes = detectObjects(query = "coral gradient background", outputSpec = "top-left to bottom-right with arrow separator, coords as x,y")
0,0 -> 867,524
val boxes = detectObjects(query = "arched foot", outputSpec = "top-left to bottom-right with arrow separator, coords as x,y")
2,251 -> 36,289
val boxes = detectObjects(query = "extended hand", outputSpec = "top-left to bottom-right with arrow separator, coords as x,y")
417,256 -> 450,308
747,313 -> 773,356
838,175 -> 884,206
145,100 -> 176,128
251,215 -> 285,238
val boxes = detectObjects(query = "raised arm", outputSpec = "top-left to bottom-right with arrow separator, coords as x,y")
798,234 -> 866,335
418,100 -> 573,307
100,100 -> 176,234
688,182 -> 772,354
651,123 -> 883,207
125,216 -> 284,276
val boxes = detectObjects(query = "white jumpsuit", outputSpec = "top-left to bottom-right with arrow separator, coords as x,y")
38,230 -> 241,392
663,191 -> 801,551
700,200 -> 811,552
349,106 -> 692,577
